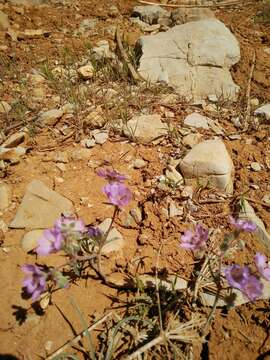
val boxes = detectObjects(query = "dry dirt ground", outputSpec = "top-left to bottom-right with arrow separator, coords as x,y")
0,0 -> 270,359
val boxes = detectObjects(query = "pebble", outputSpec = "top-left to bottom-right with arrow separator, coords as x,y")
0,182 -> 10,211
92,130 -> 109,145
55,163 -> 66,172
250,162 -> 262,172
82,139 -> 96,148
133,159 -> 147,169
0,101 -> 11,113
262,194 -> 270,205
77,63 -> 94,79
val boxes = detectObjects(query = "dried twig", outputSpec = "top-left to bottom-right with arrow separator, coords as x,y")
45,312 -> 112,360
243,50 -> 256,130
137,0 -> 245,9
115,27 -> 142,82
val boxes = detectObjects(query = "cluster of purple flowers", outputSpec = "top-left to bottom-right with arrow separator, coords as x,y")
36,216 -> 86,256
22,168 -> 132,301
225,253 -> 270,301
97,167 -> 132,208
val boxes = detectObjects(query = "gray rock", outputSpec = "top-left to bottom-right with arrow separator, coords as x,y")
98,218 -> 125,254
84,109 -> 106,129
53,151 -> 69,164
262,194 -> 270,205
132,5 -> 171,25
171,7 -> 215,25
165,165 -> 184,185
0,182 -> 10,211
238,199 -> 270,255
250,162 -> 262,172
123,114 -> 167,143
2,132 -> 26,148
179,139 -> 234,193
70,148 -> 92,161
21,229 -> 44,252
0,146 -> 26,164
136,19 -> 240,102
168,201 -> 183,218
131,18 -> 160,32
39,108 -> 63,126
77,63 -> 94,79
82,139 -> 96,148
0,11 -> 10,31
184,113 -> 209,129
182,133 -> 202,148
254,104 -> 270,121
133,159 -> 147,169
0,101 -> 11,113
92,130 -> 109,145
9,180 -> 73,229
92,40 -> 114,60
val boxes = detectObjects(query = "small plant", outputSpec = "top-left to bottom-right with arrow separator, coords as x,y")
21,168 -> 132,302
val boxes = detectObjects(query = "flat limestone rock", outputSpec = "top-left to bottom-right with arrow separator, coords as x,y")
136,19 -> 240,102
9,180 -> 73,229
179,139 -> 234,193
123,114 -> 167,143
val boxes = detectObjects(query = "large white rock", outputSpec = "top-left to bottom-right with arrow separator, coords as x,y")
136,19 -> 240,102
9,180 -> 73,229
179,139 -> 234,193
123,114 -> 167,143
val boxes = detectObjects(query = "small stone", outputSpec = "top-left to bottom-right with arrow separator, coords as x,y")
98,218 -> 124,254
168,201 -> 183,218
165,165 -> 183,185
53,151 -> 69,163
70,148 -> 92,161
44,340 -> 53,353
39,108 -> 64,126
0,101 -> 11,113
82,139 -> 96,148
54,177 -> 64,183
184,113 -> 209,129
132,5 -> 171,25
250,162 -> 262,172
228,134 -> 241,140
92,130 -> 108,145
254,104 -> 270,121
133,159 -> 147,169
250,98 -> 259,107
0,146 -> 26,164
231,117 -> 242,128
83,109 -> 106,129
80,197 -> 89,205
182,133 -> 202,148
123,114 -> 167,143
21,229 -> 44,252
92,40 -> 114,60
0,10 -> 10,31
130,207 -> 142,224
77,63 -> 94,79
0,182 -> 10,211
181,185 -> 194,198
262,194 -> 270,205
0,220 -> 8,233
108,5 -> 119,17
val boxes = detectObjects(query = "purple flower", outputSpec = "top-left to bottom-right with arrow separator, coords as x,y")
21,264 -> 47,301
229,216 -> 257,232
225,265 -> 250,290
180,224 -> 208,251
103,182 -> 132,207
255,252 -> 270,282
36,228 -> 63,256
97,168 -> 127,183
88,226 -> 103,239
241,275 -> 263,301
54,216 -> 86,234
225,264 -> 263,301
